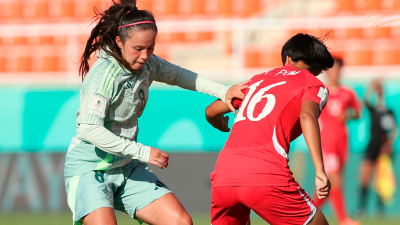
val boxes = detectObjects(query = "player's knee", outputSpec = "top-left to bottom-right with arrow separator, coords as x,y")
175,212 -> 193,225
164,210 -> 192,225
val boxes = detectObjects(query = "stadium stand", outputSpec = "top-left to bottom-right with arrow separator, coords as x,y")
0,0 -> 399,84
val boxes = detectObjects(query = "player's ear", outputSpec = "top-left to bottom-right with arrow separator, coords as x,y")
116,36 -> 123,49
285,56 -> 291,66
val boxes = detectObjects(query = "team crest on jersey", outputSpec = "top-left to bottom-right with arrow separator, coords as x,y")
89,96 -> 106,117
124,81 -> 133,90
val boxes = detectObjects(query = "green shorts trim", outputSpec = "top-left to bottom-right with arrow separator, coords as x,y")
64,161 -> 171,224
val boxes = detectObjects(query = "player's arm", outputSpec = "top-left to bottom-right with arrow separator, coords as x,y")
205,99 -> 232,132
349,90 -> 361,119
351,107 -> 360,119
383,114 -> 399,154
300,100 -> 331,199
339,91 -> 361,122
78,124 -> 168,169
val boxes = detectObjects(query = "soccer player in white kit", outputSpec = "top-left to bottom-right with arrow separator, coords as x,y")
64,1 -> 246,225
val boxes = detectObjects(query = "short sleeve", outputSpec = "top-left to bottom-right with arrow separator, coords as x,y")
302,85 -> 328,111
77,62 -> 121,126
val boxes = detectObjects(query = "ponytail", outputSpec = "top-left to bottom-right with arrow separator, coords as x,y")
79,0 -> 157,79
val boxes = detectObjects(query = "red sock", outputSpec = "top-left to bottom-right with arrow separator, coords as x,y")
330,188 -> 347,221
313,193 -> 327,207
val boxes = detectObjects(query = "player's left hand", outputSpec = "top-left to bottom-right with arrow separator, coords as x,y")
338,111 -> 349,122
225,80 -> 249,114
315,171 -> 331,199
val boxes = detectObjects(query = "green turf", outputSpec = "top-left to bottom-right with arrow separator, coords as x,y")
0,213 -> 398,225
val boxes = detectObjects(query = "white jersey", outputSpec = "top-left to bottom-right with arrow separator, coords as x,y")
65,49 -> 229,176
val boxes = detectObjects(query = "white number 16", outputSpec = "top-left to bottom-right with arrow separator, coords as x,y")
234,80 -> 286,123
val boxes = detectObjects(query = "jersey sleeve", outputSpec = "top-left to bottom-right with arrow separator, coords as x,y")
302,75 -> 328,111
77,61 -> 121,126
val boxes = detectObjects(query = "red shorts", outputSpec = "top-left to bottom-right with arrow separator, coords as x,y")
321,132 -> 348,173
211,184 -> 317,225
322,151 -> 347,174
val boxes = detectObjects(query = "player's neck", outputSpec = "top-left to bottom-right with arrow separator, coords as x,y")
327,81 -> 340,89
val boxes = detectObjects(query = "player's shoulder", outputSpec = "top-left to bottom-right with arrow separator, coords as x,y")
146,54 -> 168,68
82,51 -> 127,97
87,51 -> 125,83
301,70 -> 325,88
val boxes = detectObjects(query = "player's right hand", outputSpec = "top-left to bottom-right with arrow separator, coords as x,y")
315,171 -> 331,199
149,147 -> 169,169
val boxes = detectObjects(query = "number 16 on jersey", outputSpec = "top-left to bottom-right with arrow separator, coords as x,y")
235,81 -> 286,123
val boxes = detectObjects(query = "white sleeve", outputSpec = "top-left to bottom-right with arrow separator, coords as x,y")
77,123 -> 151,163
194,74 -> 230,101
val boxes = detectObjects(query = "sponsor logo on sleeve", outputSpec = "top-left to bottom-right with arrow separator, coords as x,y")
89,96 -> 107,117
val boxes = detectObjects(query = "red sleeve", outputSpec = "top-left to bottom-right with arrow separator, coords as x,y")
302,74 -> 328,111
232,88 -> 247,109
302,85 -> 328,106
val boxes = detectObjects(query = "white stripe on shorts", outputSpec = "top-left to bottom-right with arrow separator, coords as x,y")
297,187 -> 317,225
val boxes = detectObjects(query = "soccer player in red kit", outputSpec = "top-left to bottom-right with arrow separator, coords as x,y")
205,33 -> 334,225
314,57 -> 361,225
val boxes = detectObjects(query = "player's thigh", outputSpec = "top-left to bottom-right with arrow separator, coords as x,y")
113,163 -> 189,225
323,152 -> 342,174
322,135 -> 347,174
211,186 -> 250,225
359,159 -> 374,185
248,185 -> 317,225
65,171 -> 121,225
136,193 -> 192,225
82,207 -> 117,225
306,208 -> 329,225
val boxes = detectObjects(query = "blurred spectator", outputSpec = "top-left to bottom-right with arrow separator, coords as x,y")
357,79 -> 398,217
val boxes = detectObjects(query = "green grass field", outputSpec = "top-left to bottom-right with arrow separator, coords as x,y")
0,213 -> 398,225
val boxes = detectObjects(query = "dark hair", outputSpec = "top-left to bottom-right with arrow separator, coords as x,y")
79,0 -> 157,78
281,33 -> 334,74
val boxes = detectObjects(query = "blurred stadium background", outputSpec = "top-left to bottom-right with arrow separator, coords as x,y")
0,0 -> 399,224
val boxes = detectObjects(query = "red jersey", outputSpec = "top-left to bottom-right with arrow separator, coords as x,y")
211,64 -> 328,186
319,86 -> 360,135
319,86 -> 360,164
